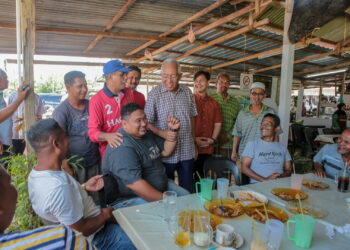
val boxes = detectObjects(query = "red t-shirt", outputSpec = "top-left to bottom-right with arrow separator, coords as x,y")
132,89 -> 146,109
88,87 -> 134,158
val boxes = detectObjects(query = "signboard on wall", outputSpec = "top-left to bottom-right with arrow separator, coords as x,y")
240,73 -> 253,90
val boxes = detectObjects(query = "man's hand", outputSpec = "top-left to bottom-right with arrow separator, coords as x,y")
195,137 -> 211,148
101,207 -> 116,223
17,82 -> 31,101
265,172 -> 281,180
85,175 -> 104,192
167,116 -> 180,131
231,151 -> 238,163
105,132 -> 123,148
314,167 -> 326,178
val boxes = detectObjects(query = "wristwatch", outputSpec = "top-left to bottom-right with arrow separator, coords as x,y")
81,183 -> 86,191
211,138 -> 217,145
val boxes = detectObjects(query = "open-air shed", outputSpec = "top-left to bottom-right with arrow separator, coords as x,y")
0,0 -> 350,145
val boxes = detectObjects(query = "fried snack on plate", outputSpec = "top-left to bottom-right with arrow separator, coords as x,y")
204,199 -> 245,218
178,210 -> 222,232
302,180 -> 329,190
245,203 -> 289,223
271,188 -> 308,201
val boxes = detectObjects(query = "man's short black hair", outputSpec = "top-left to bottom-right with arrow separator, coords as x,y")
337,103 -> 346,110
27,118 -> 64,152
64,71 -> 86,85
263,113 -> 280,128
121,103 -> 142,120
194,71 -> 211,81
128,65 -> 141,74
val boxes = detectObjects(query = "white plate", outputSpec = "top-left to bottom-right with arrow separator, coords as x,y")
214,232 -> 244,249
230,190 -> 268,205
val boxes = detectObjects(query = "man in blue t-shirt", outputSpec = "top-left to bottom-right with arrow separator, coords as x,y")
241,113 -> 292,183
314,129 -> 350,179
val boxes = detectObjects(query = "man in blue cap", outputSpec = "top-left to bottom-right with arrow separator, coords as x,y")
88,60 -> 135,158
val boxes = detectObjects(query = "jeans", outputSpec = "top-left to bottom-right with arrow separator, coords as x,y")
163,159 -> 194,193
112,179 -> 189,210
93,222 -> 136,250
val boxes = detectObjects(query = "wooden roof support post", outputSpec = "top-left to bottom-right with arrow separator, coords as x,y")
317,78 -> 323,118
83,0 -> 136,53
18,0 -> 36,153
126,0 -> 231,56
277,0 -> 294,147
341,72 -> 346,98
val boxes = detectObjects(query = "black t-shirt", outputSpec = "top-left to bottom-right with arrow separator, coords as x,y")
102,129 -> 168,199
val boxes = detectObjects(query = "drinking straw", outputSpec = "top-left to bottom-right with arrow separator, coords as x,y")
262,203 -> 270,225
196,171 -> 202,181
292,161 -> 296,175
251,217 -> 258,240
295,193 -> 304,220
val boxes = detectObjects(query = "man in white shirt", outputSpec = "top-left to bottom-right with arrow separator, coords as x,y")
27,118 -> 135,249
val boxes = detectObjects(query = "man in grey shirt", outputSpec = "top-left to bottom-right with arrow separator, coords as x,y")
241,113 -> 292,183
53,71 -> 100,190
102,103 -> 188,209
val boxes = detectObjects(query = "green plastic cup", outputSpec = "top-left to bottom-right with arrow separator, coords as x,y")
287,214 -> 316,248
195,178 -> 214,203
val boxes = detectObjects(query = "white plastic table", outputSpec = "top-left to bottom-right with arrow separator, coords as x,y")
113,175 -> 350,250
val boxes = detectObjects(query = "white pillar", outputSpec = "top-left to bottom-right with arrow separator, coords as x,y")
296,85 -> 304,120
278,0 -> 294,147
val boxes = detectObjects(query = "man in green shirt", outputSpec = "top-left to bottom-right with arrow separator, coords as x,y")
210,73 -> 240,156
231,82 -> 278,163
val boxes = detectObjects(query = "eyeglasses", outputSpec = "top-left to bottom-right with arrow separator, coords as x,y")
162,74 -> 178,80
251,92 -> 265,97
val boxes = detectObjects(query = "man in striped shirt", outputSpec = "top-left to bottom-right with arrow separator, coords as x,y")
231,82 -> 278,163
210,73 -> 240,157
0,165 -> 94,249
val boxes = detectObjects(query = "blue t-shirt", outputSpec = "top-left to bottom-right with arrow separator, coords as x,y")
313,144 -> 346,179
242,138 -> 291,183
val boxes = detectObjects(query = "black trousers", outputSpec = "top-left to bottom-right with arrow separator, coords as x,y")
12,139 -> 26,155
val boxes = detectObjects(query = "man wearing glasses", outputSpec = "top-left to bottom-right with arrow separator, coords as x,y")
145,58 -> 197,192
231,82 -> 278,164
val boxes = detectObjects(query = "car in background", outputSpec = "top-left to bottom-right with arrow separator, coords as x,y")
38,93 -> 63,118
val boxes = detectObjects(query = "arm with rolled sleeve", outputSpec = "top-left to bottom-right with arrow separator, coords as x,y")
52,106 -> 68,132
313,145 -> 327,177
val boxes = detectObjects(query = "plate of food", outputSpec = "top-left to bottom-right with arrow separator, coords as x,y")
178,210 -> 222,232
204,199 -> 245,218
287,202 -> 328,218
271,188 -> 308,201
302,179 -> 329,190
230,190 -> 268,205
245,203 -> 289,223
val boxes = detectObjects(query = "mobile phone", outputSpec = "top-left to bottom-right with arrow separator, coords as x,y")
21,85 -> 30,91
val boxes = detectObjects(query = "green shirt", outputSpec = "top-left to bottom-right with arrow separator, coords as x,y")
210,93 -> 240,148
232,104 -> 277,155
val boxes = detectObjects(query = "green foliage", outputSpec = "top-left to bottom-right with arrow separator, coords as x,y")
3,152 -> 42,233
35,75 -> 64,94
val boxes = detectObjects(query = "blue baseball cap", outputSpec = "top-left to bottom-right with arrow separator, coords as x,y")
103,60 -> 131,76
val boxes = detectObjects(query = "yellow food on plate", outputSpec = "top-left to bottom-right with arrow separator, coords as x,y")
245,203 -> 289,223
302,180 -> 329,190
204,199 -> 245,218
178,210 -> 222,232
271,188 -> 308,201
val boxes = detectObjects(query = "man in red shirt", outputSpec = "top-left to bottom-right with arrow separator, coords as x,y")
126,65 -> 146,108
88,60 -> 135,158
193,71 -> 222,179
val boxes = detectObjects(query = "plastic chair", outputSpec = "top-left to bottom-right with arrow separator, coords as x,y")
203,157 -> 241,186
